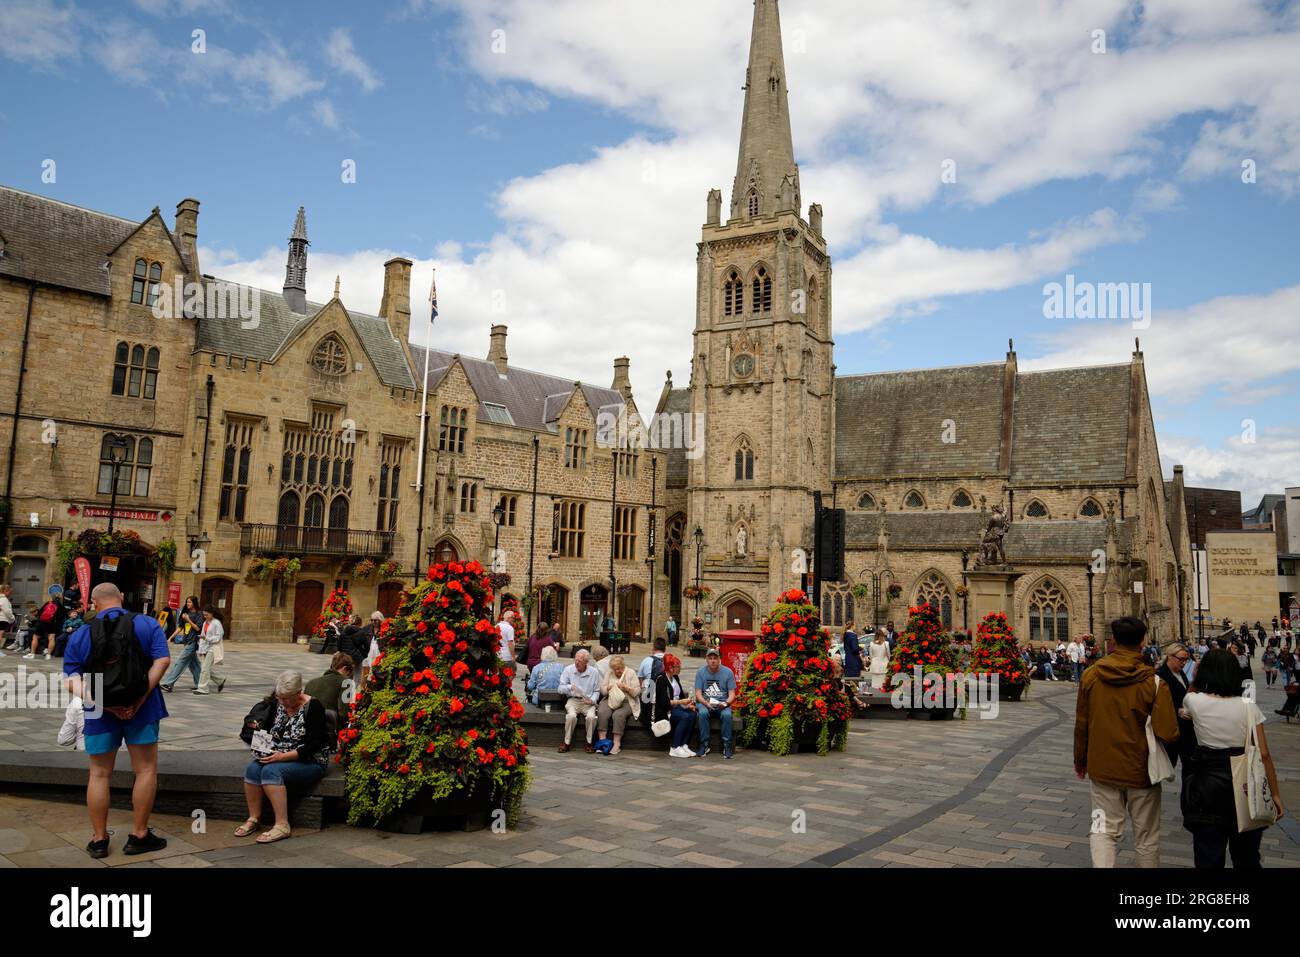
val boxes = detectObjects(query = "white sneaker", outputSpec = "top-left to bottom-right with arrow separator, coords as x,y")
669,746 -> 684,757
43,651 -> 51,659
22,652 -> 35,659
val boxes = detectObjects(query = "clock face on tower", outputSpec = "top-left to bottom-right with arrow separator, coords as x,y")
732,353 -> 755,379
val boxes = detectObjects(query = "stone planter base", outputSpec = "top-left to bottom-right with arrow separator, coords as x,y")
375,781 -> 505,834
999,682 -> 1027,702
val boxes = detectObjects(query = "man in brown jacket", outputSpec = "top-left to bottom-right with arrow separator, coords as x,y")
1074,616 -> 1179,867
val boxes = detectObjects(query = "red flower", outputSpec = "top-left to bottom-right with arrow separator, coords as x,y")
509,699 -> 525,720
451,661 -> 469,680
449,697 -> 465,714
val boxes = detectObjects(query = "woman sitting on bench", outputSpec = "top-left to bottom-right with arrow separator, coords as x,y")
237,670 -> 330,844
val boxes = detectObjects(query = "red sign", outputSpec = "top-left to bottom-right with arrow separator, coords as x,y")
80,506 -> 159,522
73,557 -> 91,604
167,582 -> 182,610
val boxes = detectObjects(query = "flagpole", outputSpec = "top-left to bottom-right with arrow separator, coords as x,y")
412,269 -> 436,583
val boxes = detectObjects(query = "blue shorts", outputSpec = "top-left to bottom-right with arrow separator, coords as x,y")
84,720 -> 160,755
243,758 -> 327,789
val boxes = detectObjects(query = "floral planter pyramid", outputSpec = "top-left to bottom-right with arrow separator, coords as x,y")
340,560 -> 529,831
970,611 -> 1030,701
309,587 -> 353,652
737,589 -> 853,755
887,602 -> 960,719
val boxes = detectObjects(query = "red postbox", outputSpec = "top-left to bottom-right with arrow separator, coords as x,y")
717,628 -> 758,682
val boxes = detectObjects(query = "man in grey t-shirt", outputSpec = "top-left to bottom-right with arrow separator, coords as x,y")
694,649 -> 736,759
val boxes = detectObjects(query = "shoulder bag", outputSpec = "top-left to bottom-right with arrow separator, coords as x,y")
1232,698 -> 1278,831
1146,675 -> 1176,784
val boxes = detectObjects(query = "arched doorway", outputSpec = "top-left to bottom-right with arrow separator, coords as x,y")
538,583 -> 568,639
377,581 -> 404,618
201,577 -> 235,638
725,598 -> 754,632
7,534 -> 49,613
618,586 -> 644,638
580,584 -> 608,642
293,580 -> 325,640
432,539 -> 458,565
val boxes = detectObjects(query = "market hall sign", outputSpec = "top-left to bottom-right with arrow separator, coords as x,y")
81,507 -> 160,522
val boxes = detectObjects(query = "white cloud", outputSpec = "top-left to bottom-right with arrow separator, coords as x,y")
1162,428 -> 1300,507
0,0 -> 79,64
312,98 -> 340,130
324,27 -> 381,93
1134,180 -> 1184,213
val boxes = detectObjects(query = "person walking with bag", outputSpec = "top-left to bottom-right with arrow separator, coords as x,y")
160,596 -> 203,692
194,606 -> 227,694
1074,616 -> 1180,868
1180,649 -> 1285,868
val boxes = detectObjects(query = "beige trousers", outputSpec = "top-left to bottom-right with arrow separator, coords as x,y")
1089,780 -> 1162,868
563,698 -> 597,745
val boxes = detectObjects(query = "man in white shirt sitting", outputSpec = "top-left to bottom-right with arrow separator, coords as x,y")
557,649 -> 601,753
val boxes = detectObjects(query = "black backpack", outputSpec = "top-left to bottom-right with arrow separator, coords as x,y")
88,612 -> 150,708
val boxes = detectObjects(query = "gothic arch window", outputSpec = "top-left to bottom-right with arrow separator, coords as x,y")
723,269 -> 743,317
751,265 -> 772,314
311,335 -> 348,376
857,492 -> 875,510
1024,499 -> 1049,519
304,493 -> 325,528
914,571 -> 953,630
277,491 -> 300,526
951,489 -> 973,508
1079,498 -> 1103,518
747,188 -> 759,218
733,436 -> 754,482
904,490 -> 925,509
820,585 -> 854,628
1028,578 -> 1070,644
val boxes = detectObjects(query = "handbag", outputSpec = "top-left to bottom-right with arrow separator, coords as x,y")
607,685 -> 626,710
651,718 -> 671,737
1231,698 -> 1278,832
240,694 -> 276,745
1146,676 -> 1176,785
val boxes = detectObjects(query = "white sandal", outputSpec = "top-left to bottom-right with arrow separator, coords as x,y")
234,818 -> 259,837
256,823 -> 292,844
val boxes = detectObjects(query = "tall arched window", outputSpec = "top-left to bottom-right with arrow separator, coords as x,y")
751,266 -> 772,314
857,492 -> 875,510
734,438 -> 754,481
328,495 -> 349,549
747,188 -> 759,217
1028,579 -> 1070,644
304,494 -> 325,528
724,270 -> 743,317
915,572 -> 953,630
277,491 -> 300,526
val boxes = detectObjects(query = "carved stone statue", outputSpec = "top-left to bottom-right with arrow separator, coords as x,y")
976,504 -> 1010,566
735,525 -> 748,558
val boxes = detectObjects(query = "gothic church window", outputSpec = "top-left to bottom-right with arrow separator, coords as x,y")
1080,498 -> 1103,517
734,438 -> 754,482
951,490 -> 972,508
857,492 -> 875,510
724,270 -> 743,317
1029,579 -> 1070,644
1025,499 -> 1049,519
904,490 -> 924,509
747,188 -> 759,218
914,572 -> 953,630
751,266 -> 772,314
219,419 -> 255,522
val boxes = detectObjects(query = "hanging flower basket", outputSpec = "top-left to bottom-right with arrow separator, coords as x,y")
350,559 -> 378,581
683,585 -> 713,602
379,560 -> 405,580
886,584 -> 903,600
954,584 -> 969,599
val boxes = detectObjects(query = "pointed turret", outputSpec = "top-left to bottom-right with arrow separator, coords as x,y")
731,0 -> 799,220
283,206 -> 309,314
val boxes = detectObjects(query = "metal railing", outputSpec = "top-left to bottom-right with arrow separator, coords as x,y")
239,524 -> 395,558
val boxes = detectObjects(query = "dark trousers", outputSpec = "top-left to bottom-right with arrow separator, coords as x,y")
1190,825 -> 1263,869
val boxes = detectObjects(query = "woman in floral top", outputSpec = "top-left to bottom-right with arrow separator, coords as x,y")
236,670 -> 330,844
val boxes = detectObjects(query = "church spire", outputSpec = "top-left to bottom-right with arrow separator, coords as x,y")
283,206 -> 309,314
732,0 -> 799,221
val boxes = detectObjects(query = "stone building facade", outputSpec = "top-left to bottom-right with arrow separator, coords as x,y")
655,0 -> 1194,650
2,0 -> 1193,649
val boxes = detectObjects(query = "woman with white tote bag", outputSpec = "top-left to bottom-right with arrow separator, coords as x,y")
1180,649 -> 1285,868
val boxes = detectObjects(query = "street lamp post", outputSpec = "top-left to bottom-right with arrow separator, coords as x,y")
1086,563 -> 1095,643
491,499 -> 505,617
692,525 -> 704,618
960,549 -> 970,633
105,434 -> 130,536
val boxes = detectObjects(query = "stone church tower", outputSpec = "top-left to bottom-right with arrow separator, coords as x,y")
685,0 -> 833,629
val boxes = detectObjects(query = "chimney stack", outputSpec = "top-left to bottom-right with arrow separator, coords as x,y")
488,324 -> 508,375
174,198 -> 200,277
612,356 -> 632,399
380,258 -> 412,347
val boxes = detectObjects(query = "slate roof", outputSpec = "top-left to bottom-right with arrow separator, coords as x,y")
1010,365 -> 1131,484
0,186 -> 186,296
662,387 -> 692,488
410,345 -> 625,432
834,360 -> 1134,486
194,282 -> 416,391
835,364 -> 1006,478
845,511 -> 1128,560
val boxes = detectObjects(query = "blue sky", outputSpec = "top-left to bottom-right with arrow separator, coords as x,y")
2,0 -> 1297,504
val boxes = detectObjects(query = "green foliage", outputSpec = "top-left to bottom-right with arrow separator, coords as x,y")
55,540 -> 82,579
153,538 -> 177,578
